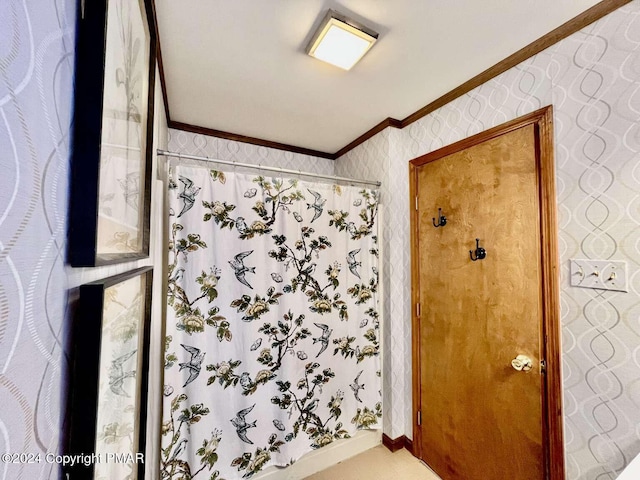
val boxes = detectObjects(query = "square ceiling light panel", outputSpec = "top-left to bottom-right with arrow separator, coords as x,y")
306,10 -> 379,70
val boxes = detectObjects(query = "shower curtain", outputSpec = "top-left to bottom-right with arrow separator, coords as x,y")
161,163 -> 381,480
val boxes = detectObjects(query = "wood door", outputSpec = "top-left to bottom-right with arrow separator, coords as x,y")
409,107 -> 563,480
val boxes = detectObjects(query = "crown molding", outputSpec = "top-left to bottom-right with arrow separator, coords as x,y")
156,0 -> 631,160
169,121 -> 336,160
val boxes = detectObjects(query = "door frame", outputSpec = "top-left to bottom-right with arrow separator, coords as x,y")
409,106 -> 563,479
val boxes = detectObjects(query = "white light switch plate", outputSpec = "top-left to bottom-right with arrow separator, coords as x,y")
569,259 -> 627,292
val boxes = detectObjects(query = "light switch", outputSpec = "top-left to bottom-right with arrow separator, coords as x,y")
569,259 -> 627,292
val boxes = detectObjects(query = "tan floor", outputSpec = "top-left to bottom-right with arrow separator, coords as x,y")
304,445 -> 442,480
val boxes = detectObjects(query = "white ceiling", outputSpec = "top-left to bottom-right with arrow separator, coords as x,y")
155,0 -> 602,154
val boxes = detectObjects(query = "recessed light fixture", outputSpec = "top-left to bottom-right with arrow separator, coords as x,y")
306,10 -> 378,70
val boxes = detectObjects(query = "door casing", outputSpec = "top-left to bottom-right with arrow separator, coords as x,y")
409,106 -> 564,479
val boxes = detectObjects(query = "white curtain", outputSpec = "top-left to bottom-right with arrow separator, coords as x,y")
161,163 -> 381,480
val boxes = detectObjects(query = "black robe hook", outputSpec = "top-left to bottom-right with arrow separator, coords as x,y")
469,238 -> 487,261
432,208 -> 447,228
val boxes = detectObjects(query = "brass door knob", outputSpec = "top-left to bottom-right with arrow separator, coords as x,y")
511,354 -> 533,372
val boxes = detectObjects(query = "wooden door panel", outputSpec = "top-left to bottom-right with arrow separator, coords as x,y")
415,124 -> 544,480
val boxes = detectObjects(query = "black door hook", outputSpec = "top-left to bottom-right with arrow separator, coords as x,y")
432,208 -> 447,228
469,238 -> 487,261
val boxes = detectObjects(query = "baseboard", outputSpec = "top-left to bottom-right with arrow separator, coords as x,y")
382,434 -> 414,454
382,433 -> 405,452
404,437 -> 414,454
251,430 -> 382,480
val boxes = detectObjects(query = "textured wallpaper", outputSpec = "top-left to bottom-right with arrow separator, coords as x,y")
0,0 -> 76,478
336,1 -> 640,478
168,129 -> 335,176
0,1 -> 168,479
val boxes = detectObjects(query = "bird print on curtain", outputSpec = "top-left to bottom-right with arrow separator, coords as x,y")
162,164 -> 381,480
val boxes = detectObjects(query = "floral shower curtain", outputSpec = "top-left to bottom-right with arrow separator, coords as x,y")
161,163 -> 381,480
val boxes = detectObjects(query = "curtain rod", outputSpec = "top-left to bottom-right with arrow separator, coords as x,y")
157,150 -> 381,188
